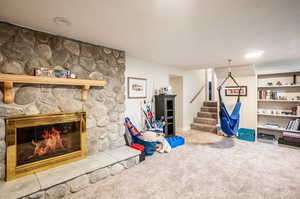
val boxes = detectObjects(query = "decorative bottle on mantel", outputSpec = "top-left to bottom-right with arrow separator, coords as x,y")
155,95 -> 176,137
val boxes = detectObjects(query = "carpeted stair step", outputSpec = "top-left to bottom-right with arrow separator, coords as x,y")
197,111 -> 217,119
201,106 -> 217,113
191,123 -> 218,133
193,117 -> 217,125
203,101 -> 217,107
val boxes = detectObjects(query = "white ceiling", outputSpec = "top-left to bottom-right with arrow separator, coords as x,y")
0,0 -> 300,69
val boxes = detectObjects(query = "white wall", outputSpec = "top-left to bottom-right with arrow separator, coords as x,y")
182,69 -> 206,131
256,59 -> 300,75
125,56 -> 183,129
125,56 -> 206,131
215,65 -> 257,130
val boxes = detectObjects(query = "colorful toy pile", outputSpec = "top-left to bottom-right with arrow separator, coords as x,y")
142,102 -> 165,133
124,117 -> 185,156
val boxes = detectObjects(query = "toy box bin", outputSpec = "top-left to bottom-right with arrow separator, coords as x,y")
237,128 -> 255,142
131,136 -> 159,156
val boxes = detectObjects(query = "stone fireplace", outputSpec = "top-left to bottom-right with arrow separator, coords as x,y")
0,22 -> 126,182
0,21 -> 141,199
5,112 -> 86,181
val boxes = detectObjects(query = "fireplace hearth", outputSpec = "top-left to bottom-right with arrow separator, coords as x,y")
5,112 -> 86,181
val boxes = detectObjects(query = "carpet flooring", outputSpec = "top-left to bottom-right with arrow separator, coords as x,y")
70,131 -> 300,199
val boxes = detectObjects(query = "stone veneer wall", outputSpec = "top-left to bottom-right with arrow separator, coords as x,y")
0,22 -> 126,181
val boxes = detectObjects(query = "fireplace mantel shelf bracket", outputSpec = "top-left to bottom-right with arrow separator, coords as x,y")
0,74 -> 106,104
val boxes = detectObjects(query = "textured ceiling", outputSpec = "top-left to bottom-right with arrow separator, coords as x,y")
0,0 -> 300,68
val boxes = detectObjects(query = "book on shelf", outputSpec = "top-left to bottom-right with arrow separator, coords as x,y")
282,132 -> 300,144
283,132 -> 300,138
278,137 -> 300,147
286,119 -> 300,131
258,90 -> 284,100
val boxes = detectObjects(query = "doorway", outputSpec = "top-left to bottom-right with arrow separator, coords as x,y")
169,75 -> 183,133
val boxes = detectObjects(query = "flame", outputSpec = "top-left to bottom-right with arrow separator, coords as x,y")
28,127 -> 65,159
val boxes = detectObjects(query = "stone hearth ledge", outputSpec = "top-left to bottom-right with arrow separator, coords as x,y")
0,146 -> 141,199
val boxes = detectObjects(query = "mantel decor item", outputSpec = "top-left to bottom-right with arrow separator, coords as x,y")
225,86 -> 247,96
34,67 -> 71,78
128,77 -> 147,98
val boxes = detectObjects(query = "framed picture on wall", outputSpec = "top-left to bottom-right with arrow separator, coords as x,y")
225,86 -> 247,96
128,77 -> 147,98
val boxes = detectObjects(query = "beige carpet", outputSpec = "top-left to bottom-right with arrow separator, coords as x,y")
70,130 -> 300,199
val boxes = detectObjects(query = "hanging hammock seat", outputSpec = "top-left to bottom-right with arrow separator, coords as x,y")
217,72 -> 242,136
219,100 -> 241,136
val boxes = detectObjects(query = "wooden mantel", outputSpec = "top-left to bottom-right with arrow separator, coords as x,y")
0,74 -> 106,104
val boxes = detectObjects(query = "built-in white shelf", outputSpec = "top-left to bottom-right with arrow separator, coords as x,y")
257,125 -> 300,133
257,71 -> 300,139
258,85 -> 300,89
258,99 -> 300,103
258,113 -> 300,118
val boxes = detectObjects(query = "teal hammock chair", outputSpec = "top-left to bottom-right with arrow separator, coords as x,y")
217,70 -> 242,136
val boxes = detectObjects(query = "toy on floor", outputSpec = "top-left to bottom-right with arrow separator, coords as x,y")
125,117 -> 158,156
130,143 -> 144,152
147,120 -> 165,133
141,131 -> 171,153
130,143 -> 146,162
166,136 -> 185,148
124,117 -> 142,137
237,128 -> 255,142
142,101 -> 165,133
124,117 -> 171,155
142,101 -> 155,129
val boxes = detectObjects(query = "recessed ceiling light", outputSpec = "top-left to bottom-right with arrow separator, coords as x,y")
53,17 -> 71,26
245,50 -> 264,59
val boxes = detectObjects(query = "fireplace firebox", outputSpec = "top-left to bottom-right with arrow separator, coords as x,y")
5,112 -> 86,181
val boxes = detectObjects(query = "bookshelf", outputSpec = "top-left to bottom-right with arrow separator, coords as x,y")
257,113 -> 300,118
258,85 -> 300,89
258,99 -> 300,103
257,125 -> 300,134
257,72 -> 300,138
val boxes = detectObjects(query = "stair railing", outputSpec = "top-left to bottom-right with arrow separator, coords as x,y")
190,85 -> 206,103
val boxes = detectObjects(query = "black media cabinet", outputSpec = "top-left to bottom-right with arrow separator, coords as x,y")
155,94 -> 176,137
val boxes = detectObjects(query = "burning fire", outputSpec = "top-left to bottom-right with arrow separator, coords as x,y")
28,127 -> 65,159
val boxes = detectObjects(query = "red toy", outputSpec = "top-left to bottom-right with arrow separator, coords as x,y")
130,144 -> 145,152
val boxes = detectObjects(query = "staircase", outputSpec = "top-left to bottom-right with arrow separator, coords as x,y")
191,101 -> 219,133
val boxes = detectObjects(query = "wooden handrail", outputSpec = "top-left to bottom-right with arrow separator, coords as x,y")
190,85 -> 206,103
